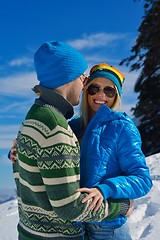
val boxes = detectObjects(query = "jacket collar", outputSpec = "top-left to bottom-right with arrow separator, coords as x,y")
32,85 -> 74,119
90,104 -> 130,127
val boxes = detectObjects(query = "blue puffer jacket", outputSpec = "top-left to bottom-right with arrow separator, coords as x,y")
69,105 -> 152,226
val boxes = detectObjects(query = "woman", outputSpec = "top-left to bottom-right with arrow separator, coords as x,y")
69,63 -> 152,240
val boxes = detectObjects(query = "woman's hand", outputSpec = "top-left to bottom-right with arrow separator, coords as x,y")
10,139 -> 17,163
77,187 -> 104,212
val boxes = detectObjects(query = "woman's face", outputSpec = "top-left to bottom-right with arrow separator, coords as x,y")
87,77 -> 117,116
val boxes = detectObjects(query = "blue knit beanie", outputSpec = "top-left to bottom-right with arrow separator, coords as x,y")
34,41 -> 88,89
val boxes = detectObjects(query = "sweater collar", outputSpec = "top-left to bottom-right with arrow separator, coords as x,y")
32,85 -> 74,119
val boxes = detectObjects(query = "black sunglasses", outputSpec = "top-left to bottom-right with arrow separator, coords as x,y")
87,84 -> 117,98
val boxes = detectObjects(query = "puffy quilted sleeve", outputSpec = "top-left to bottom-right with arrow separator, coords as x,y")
96,119 -> 153,200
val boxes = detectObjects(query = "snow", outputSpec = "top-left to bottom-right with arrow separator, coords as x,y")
0,200 -> 18,240
0,153 -> 160,240
128,153 -> 160,240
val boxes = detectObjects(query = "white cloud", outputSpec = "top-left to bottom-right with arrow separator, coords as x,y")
9,57 -> 33,67
68,32 -> 129,50
0,100 -> 33,114
0,125 -> 19,150
0,72 -> 37,97
0,124 -> 20,133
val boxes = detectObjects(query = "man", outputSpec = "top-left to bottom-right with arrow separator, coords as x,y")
11,41 -> 131,239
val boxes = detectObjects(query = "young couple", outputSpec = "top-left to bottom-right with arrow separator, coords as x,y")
9,41 -> 152,240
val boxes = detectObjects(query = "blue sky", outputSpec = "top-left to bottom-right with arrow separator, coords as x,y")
0,0 -> 145,192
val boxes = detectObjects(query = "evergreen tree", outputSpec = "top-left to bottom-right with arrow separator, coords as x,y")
120,0 -> 160,156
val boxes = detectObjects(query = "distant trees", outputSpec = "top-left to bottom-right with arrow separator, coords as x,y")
120,0 -> 160,156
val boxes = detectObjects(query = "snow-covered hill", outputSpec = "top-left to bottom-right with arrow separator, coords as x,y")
0,153 -> 160,240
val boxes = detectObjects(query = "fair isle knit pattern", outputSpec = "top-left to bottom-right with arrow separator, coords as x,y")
13,103 -> 109,239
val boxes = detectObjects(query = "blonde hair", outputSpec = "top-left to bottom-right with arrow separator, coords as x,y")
80,80 -> 122,129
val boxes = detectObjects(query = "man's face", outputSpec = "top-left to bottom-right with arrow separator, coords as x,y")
67,73 -> 87,106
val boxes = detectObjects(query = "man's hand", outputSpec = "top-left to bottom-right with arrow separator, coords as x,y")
10,139 -> 17,163
77,187 -> 104,212
125,200 -> 134,217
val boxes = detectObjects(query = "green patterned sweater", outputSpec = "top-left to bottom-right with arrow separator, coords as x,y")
13,90 -> 129,239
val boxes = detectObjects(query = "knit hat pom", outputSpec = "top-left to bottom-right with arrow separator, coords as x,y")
34,41 -> 88,89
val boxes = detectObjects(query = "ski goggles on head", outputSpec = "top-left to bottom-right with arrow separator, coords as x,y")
87,84 -> 117,98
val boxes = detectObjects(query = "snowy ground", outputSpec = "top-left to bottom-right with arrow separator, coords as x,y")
0,199 -> 18,240
0,153 -> 160,240
128,153 -> 160,240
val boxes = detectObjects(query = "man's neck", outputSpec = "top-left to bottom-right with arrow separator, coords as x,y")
32,85 -> 74,119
